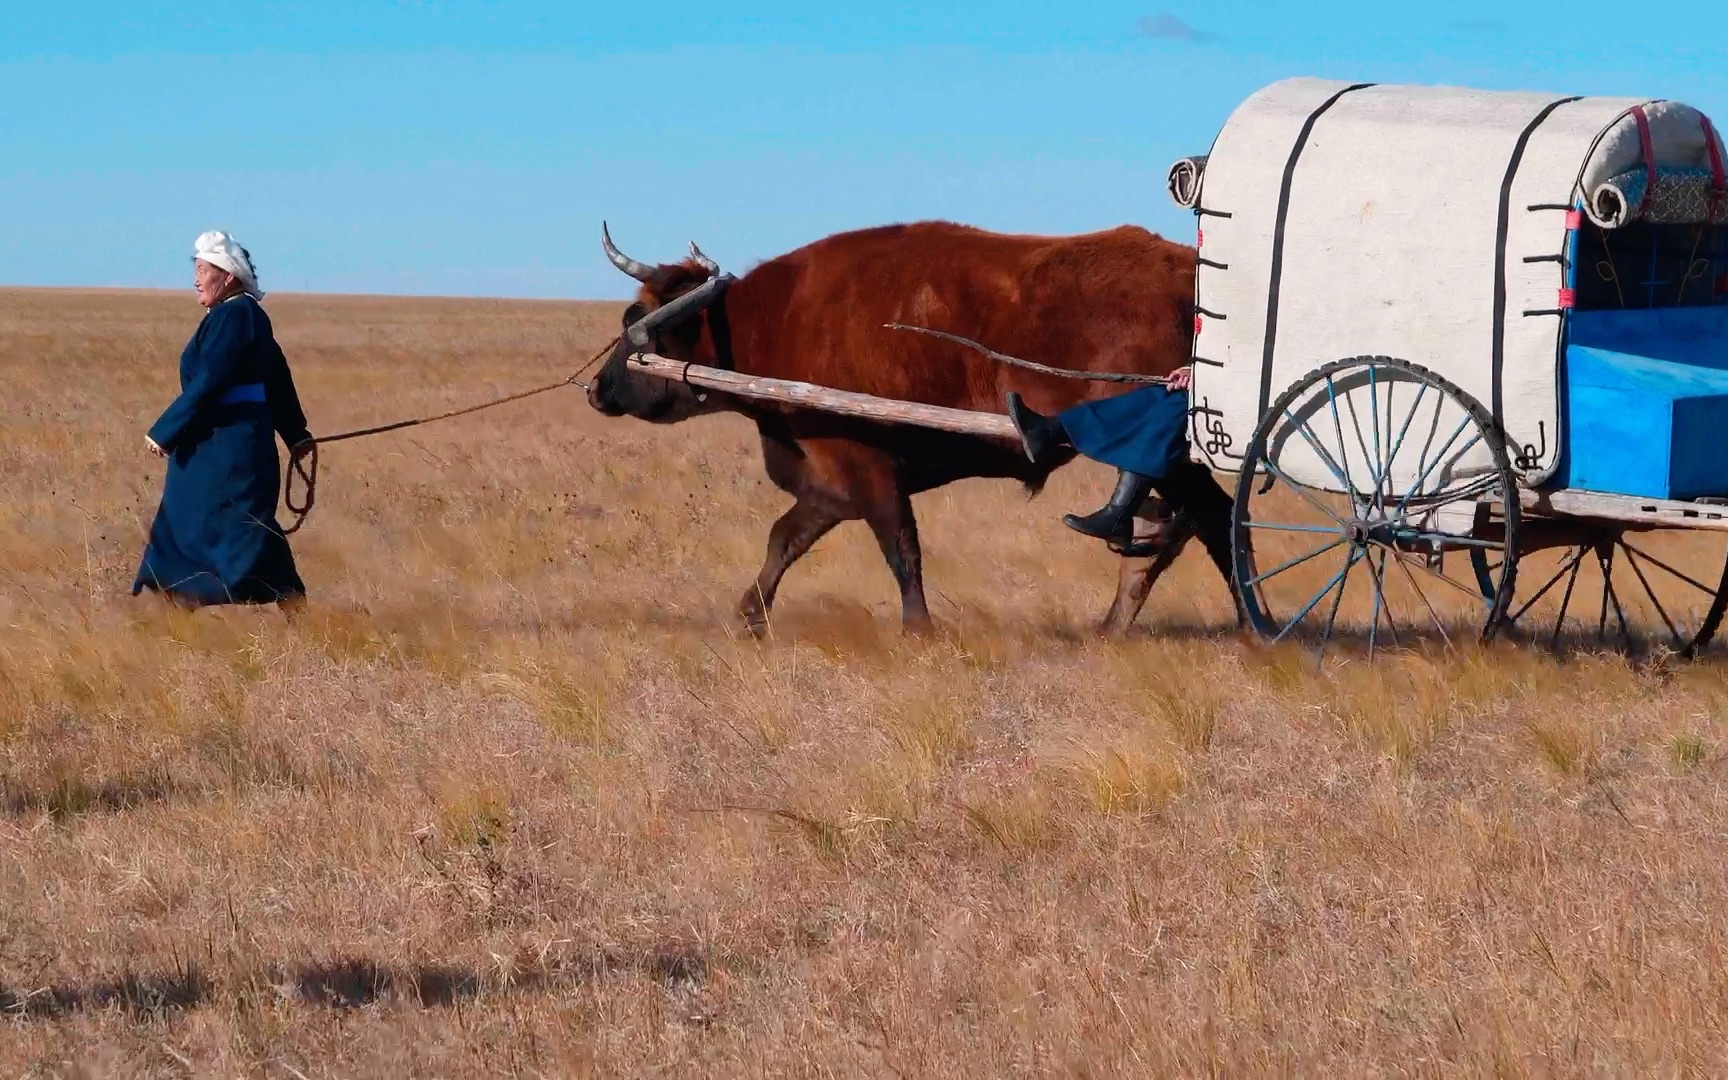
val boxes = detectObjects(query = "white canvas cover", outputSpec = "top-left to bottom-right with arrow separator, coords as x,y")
1179,77 -> 1722,492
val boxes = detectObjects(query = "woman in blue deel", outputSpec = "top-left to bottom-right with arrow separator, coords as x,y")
133,231 -> 314,612
1004,366 -> 1194,551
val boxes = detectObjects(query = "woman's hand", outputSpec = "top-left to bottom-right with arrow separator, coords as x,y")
289,437 -> 316,471
146,436 -> 166,458
1166,366 -> 1193,391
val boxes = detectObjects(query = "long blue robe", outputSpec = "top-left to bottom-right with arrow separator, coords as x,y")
1057,384 -> 1191,478
133,294 -> 312,605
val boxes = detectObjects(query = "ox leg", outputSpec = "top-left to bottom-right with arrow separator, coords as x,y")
1101,497 -> 1198,638
1153,461 -> 1244,628
863,492 -> 935,636
739,498 -> 846,638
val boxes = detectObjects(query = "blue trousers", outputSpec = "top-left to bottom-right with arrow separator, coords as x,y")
1057,386 -> 1191,479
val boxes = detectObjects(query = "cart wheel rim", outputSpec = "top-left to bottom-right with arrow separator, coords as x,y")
1483,528 -> 1728,658
1231,355 -> 1518,662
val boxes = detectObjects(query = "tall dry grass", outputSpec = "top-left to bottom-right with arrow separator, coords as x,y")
3,287 -> 1728,1075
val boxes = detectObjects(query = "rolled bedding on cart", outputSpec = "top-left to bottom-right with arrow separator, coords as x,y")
1166,155 -> 1207,209
1579,99 -> 1727,228
1585,166 -> 1728,229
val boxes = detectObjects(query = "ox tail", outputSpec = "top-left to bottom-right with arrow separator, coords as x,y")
1013,451 -> 1074,500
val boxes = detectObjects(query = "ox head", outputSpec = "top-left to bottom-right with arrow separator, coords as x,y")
587,223 -> 733,423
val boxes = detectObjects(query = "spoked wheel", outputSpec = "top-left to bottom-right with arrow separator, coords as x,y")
1473,522 -> 1728,658
1231,356 -> 1519,660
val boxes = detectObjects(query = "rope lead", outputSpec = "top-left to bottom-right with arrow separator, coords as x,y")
280,334 -> 620,534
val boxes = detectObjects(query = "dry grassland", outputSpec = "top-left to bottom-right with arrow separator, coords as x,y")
4,288 -> 1728,1075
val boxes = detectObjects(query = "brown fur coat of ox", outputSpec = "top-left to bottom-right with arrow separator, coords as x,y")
587,220 -> 1239,637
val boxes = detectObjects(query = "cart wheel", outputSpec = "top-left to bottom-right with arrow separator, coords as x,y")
1232,356 -> 1519,660
1472,527 -> 1728,658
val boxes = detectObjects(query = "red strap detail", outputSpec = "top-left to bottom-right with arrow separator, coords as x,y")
1564,209 -> 1582,230
1197,227 -> 1205,248
1194,314 -> 1203,336
1703,116 -> 1726,189
1702,116 -> 1726,223
1631,105 -> 1658,216
1558,287 -> 1576,309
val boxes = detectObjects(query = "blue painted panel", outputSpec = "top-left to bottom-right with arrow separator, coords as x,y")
1569,345 -> 1728,394
1560,310 -> 1728,499
1671,395 -> 1728,499
1562,380 -> 1673,497
1569,308 -> 1728,368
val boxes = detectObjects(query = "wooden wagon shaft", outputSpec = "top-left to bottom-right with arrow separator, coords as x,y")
1434,490 -> 1728,535
625,353 -> 1019,439
1519,488 -> 1728,533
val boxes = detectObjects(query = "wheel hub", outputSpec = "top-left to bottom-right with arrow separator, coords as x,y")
1345,518 -> 1402,548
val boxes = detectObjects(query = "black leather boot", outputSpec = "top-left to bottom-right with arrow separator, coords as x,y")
1006,392 -> 1072,465
1064,470 -> 1155,542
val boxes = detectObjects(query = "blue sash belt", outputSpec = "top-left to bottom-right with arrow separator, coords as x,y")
218,383 -> 267,406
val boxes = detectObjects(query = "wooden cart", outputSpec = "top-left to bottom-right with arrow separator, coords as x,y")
634,77 -> 1728,659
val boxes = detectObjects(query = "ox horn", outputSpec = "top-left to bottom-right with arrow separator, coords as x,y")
601,221 -> 656,282
688,242 -> 720,276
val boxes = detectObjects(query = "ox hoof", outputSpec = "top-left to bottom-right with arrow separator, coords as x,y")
1097,617 -> 1133,641
736,600 -> 771,640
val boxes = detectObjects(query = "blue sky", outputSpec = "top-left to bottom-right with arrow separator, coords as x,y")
3,2 -> 1725,299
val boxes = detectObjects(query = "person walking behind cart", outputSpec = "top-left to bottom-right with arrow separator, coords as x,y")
134,231 -> 314,613
1004,367 -> 1197,552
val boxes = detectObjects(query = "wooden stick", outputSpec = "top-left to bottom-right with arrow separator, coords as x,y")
883,322 -> 1172,385
625,353 -> 1019,439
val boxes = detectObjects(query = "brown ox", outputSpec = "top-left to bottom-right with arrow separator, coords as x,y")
586,220 -> 1239,636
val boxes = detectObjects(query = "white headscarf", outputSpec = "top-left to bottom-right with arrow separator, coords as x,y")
192,230 -> 265,300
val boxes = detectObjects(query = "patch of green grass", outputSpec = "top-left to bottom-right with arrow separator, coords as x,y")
1671,733 -> 1707,772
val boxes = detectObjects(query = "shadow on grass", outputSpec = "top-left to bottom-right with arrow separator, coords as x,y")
1,769 -> 188,823
0,965 -> 209,1020
0,943 -> 710,1020
291,945 -> 705,1008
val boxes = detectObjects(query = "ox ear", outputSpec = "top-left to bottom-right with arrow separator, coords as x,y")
621,301 -> 649,327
